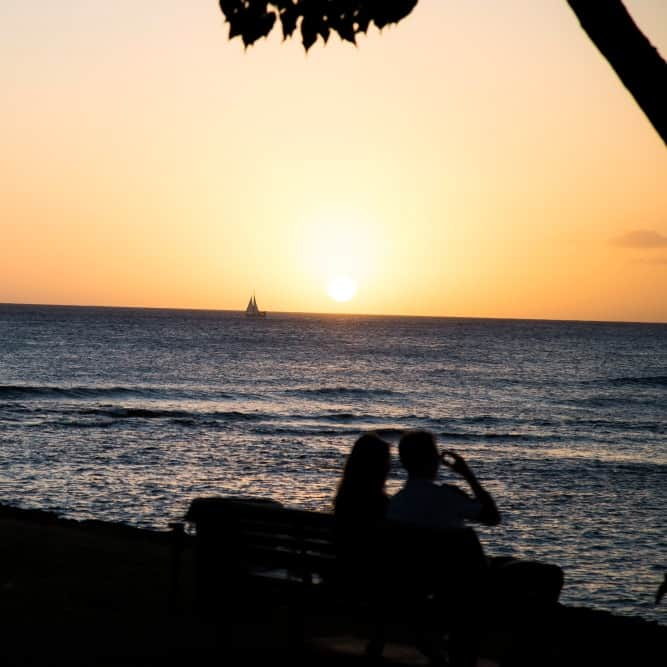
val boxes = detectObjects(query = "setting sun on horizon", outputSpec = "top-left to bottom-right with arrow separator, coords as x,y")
1,1 -> 666,322
327,276 -> 357,303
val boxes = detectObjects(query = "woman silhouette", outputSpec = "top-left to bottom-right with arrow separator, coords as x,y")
333,433 -> 391,590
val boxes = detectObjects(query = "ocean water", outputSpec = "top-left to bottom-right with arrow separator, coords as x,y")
0,304 -> 665,621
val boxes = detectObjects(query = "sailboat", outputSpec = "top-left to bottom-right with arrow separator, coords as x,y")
245,292 -> 266,318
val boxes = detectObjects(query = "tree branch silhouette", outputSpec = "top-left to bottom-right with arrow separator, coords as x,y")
218,0 -> 666,145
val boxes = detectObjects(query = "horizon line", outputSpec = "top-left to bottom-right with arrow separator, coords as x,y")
1,300 -> 665,326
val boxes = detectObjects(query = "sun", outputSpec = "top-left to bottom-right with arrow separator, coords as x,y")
327,275 -> 357,302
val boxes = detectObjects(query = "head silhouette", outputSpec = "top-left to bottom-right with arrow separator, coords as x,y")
398,430 -> 439,480
339,432 -> 391,494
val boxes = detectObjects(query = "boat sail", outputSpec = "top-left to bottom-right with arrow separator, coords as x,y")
245,292 -> 266,318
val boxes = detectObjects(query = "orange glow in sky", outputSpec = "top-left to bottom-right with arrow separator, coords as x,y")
1,1 -> 666,322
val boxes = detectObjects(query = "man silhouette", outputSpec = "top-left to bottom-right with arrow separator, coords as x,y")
388,430 -> 563,605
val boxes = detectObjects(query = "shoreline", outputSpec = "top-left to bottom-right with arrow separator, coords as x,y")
0,502 -> 664,666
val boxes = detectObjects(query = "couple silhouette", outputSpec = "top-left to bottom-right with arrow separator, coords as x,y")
333,430 -> 564,664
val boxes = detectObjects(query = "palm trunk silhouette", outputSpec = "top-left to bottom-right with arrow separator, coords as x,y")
567,0 -> 667,144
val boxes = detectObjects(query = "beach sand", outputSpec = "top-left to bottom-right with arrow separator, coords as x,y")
0,503 -> 664,666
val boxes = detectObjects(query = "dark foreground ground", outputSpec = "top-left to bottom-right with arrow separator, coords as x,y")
0,503 -> 664,666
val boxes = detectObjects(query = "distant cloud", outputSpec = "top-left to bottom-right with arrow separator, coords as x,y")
611,229 -> 667,248
637,257 -> 667,265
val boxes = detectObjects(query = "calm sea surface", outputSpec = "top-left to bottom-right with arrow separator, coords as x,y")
0,304 -> 665,621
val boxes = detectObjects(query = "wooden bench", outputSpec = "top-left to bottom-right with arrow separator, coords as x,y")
170,496 -> 488,658
180,497 -> 335,607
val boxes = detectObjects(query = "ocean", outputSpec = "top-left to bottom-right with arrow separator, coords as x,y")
0,303 -> 665,621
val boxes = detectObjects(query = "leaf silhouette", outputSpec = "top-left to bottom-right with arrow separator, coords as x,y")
373,0 -> 417,29
355,11 -> 371,35
280,6 -> 298,40
318,18 -> 331,43
337,19 -> 357,45
243,10 -> 277,47
301,15 -> 318,51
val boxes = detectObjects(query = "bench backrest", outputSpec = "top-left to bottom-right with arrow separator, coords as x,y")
186,497 -> 337,610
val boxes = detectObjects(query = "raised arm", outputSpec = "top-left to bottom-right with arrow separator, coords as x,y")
441,450 -> 501,526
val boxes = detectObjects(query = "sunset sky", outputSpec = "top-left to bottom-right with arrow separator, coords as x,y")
2,1 -> 666,322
